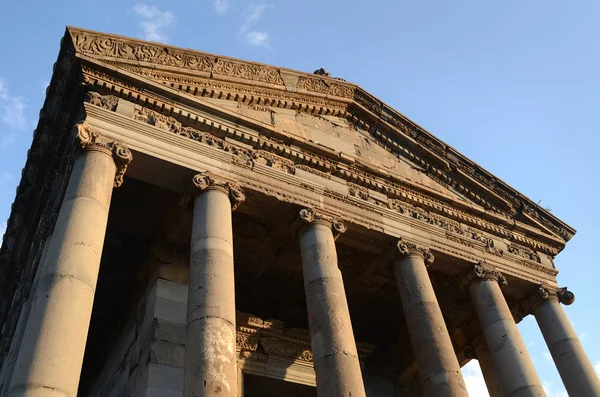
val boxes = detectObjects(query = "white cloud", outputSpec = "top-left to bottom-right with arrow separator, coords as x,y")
1,96 -> 27,131
462,360 -> 490,397
245,31 -> 269,48
0,78 -> 8,100
0,77 -> 28,147
239,3 -> 271,48
543,352 -> 553,362
213,0 -> 231,15
543,380 -> 568,397
241,3 -> 268,31
594,361 -> 600,377
133,4 -> 174,42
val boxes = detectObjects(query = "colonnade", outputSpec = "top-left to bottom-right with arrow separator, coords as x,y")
4,130 -> 599,397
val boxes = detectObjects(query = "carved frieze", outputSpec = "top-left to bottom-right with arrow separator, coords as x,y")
84,91 -> 564,261
253,150 -> 295,174
236,311 -> 373,365
73,31 -> 214,72
70,27 -> 572,246
507,242 -> 541,263
212,58 -> 284,85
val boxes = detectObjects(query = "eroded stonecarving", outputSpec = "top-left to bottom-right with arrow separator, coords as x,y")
73,34 -> 569,243
75,122 -> 132,187
85,91 -> 561,258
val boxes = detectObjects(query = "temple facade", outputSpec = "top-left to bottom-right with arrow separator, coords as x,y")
0,27 -> 598,397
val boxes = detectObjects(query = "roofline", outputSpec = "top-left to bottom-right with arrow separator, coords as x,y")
64,26 -> 576,239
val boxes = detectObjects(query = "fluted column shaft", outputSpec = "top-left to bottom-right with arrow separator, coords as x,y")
393,241 -> 468,397
8,123 -> 132,397
532,287 -> 600,397
294,208 -> 366,397
467,265 -> 545,397
473,335 -> 503,397
184,172 -> 245,397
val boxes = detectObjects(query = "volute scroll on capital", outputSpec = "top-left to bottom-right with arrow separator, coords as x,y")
521,285 -> 575,315
74,122 -> 133,187
291,208 -> 347,239
395,239 -> 435,266
191,171 -> 245,211
463,263 -> 508,289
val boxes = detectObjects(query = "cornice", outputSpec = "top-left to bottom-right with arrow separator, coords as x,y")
81,80 -> 563,259
83,101 -> 561,283
65,26 -> 575,245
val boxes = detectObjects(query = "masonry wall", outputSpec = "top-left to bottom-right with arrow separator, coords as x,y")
85,260 -> 395,397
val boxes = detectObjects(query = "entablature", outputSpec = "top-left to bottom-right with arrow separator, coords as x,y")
66,26 -> 574,246
78,66 -> 563,263
82,96 -> 559,287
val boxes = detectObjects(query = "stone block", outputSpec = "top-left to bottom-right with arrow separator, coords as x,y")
309,128 -> 355,156
147,363 -> 183,391
151,341 -> 185,368
154,297 -> 187,324
115,99 -> 138,118
158,263 -> 189,284
295,168 -> 349,196
155,319 -> 186,345
156,279 -> 188,304
272,113 -> 311,140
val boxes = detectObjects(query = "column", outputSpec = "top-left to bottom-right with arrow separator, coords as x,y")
293,208 -> 366,397
466,264 -> 546,397
184,172 -> 245,397
237,366 -> 244,397
393,240 -> 468,397
8,122 -> 132,397
531,286 -> 600,397
472,334 -> 503,397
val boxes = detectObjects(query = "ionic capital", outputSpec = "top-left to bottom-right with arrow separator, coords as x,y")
395,239 -> 434,266
520,285 -> 575,315
75,122 -> 132,187
291,208 -> 346,239
191,172 -> 245,211
463,263 -> 508,289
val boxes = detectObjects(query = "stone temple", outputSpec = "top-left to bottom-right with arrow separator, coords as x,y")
0,26 -> 598,397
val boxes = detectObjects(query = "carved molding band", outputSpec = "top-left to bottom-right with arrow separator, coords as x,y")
72,31 -> 573,245
192,171 -> 246,211
83,91 -> 564,260
75,122 -> 133,187
464,263 -> 508,288
395,239 -> 435,266
291,208 -> 346,239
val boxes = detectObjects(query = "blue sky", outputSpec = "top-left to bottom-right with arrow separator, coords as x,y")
1,1 -> 599,395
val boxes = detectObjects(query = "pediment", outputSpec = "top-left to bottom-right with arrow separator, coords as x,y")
65,26 -> 574,253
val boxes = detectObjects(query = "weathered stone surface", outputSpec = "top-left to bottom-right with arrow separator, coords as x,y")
0,26 -> 592,397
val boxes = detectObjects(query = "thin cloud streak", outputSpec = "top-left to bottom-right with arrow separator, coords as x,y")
213,0 -> 231,15
133,4 -> 174,43
0,77 -> 28,148
245,31 -> 269,48
239,3 -> 271,48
